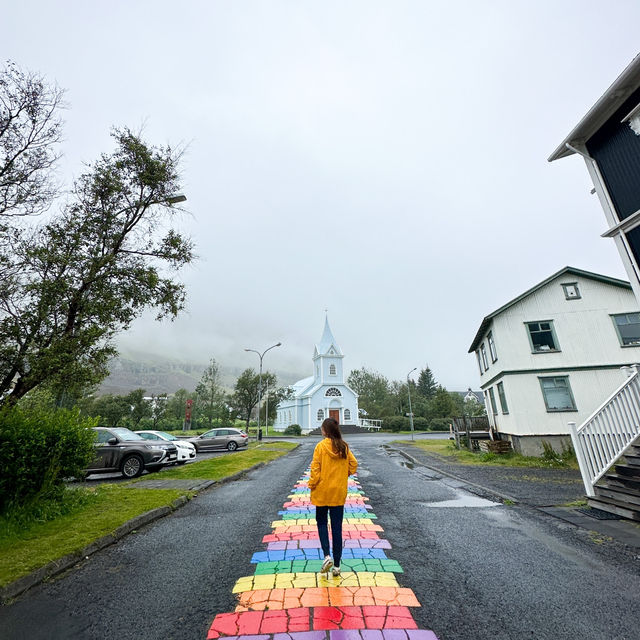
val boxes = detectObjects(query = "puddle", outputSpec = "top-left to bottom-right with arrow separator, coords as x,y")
422,490 -> 501,508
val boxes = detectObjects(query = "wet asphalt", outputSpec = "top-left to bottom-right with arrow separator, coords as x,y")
2,433 -> 640,640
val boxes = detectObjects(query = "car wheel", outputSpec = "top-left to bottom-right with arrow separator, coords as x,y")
227,441 -> 238,451
121,454 -> 144,478
177,461 -> 187,465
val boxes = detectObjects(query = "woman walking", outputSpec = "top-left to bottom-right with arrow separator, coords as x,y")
308,417 -> 358,576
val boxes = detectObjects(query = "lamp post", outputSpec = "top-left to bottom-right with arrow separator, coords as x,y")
244,342 -> 282,440
407,367 -> 417,441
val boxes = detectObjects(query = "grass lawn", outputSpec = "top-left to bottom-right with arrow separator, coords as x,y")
0,440 -> 298,590
153,441 -> 298,480
404,438 -> 579,470
0,486 -> 187,588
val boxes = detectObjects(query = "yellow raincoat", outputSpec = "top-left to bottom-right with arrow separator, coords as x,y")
309,437 -> 358,506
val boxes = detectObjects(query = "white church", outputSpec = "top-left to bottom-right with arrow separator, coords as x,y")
273,317 -> 360,433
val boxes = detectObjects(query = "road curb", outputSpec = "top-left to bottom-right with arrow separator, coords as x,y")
389,444 -> 521,505
0,444 -> 300,604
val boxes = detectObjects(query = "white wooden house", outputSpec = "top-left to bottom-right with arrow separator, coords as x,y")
468,267 -> 640,455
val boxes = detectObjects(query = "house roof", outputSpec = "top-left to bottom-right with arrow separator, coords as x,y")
548,53 -> 640,161
468,266 -> 631,353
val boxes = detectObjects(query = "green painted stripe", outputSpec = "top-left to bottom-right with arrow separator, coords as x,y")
253,558 -> 404,575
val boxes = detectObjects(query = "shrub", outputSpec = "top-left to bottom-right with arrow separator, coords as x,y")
284,424 -> 302,436
382,416 -> 409,432
412,416 -> 429,431
429,417 -> 452,431
0,406 -> 98,512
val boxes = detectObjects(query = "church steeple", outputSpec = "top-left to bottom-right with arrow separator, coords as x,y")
316,314 -> 343,356
313,315 -> 344,384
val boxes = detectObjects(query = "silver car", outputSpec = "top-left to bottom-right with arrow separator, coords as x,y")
186,428 -> 249,452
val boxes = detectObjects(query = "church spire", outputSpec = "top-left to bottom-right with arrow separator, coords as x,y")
316,314 -> 343,356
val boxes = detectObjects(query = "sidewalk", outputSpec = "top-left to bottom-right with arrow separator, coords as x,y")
393,442 -> 640,550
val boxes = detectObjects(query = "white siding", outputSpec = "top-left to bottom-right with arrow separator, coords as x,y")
474,273 -> 640,438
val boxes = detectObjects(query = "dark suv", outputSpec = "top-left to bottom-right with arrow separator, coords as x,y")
87,427 -> 178,479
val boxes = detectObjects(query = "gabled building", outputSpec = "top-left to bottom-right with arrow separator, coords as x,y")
549,54 -> 640,300
273,317 -> 359,433
468,267 -> 639,455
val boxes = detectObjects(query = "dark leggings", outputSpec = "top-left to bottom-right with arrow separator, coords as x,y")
315,505 -> 344,567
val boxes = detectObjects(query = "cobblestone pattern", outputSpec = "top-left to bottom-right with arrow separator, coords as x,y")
206,467 -> 440,640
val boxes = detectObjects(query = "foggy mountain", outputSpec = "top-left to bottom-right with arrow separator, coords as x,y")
97,349 -> 305,397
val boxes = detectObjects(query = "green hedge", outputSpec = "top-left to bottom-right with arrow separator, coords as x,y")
0,406 -> 97,512
284,424 -> 302,435
429,418 -> 452,431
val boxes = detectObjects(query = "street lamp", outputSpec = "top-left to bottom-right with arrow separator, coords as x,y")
407,367 -> 417,441
244,342 -> 282,440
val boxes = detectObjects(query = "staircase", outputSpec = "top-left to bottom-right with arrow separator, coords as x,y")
588,436 -> 640,520
569,366 -> 640,521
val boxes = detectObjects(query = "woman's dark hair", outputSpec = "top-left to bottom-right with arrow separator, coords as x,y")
321,417 -> 347,458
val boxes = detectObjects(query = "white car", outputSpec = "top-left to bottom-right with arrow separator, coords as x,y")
135,430 -> 197,464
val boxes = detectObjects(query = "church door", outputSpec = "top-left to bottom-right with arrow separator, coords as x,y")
329,409 -> 340,423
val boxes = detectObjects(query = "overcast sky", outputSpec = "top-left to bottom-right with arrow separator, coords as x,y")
5,1 -> 640,389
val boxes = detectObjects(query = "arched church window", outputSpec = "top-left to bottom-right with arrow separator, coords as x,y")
317,409 -> 324,421
344,409 -> 351,421
325,387 -> 342,397
329,364 -> 336,375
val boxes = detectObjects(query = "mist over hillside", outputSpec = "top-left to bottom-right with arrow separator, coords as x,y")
97,349 -> 305,396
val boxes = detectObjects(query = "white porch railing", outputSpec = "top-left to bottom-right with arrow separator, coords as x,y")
359,418 -> 382,430
569,366 -> 640,497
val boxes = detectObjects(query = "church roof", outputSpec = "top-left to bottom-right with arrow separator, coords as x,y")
315,316 -> 343,356
291,376 -> 314,395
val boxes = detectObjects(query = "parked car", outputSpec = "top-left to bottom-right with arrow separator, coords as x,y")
87,427 -> 178,479
135,430 -> 197,464
185,427 -> 249,452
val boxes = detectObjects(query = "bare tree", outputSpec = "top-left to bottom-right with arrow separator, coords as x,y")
0,60 -> 65,219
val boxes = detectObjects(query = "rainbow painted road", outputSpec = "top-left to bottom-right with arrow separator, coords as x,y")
206,463 -> 440,640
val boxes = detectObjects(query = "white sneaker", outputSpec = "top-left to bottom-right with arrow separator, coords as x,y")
321,555 -> 333,573
332,566 -> 341,576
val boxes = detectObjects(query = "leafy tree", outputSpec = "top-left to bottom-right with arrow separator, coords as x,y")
194,358 -> 226,427
165,388 -> 190,424
347,368 -> 391,418
0,61 -> 65,220
416,366 -> 437,400
231,368 -> 276,430
125,388 -> 152,426
261,384 -> 293,425
89,394 -> 131,426
0,128 -> 193,405
428,387 -> 460,419
149,393 -> 168,427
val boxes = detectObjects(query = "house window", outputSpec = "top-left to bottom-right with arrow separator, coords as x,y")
562,282 -> 581,300
539,376 -> 577,412
480,343 -> 489,370
476,350 -> 483,375
329,364 -> 336,375
325,387 -> 342,396
526,321 -> 559,352
497,381 -> 509,414
317,409 -> 324,421
488,332 -> 497,362
344,409 -> 351,421
487,387 -> 498,415
612,313 -> 640,346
